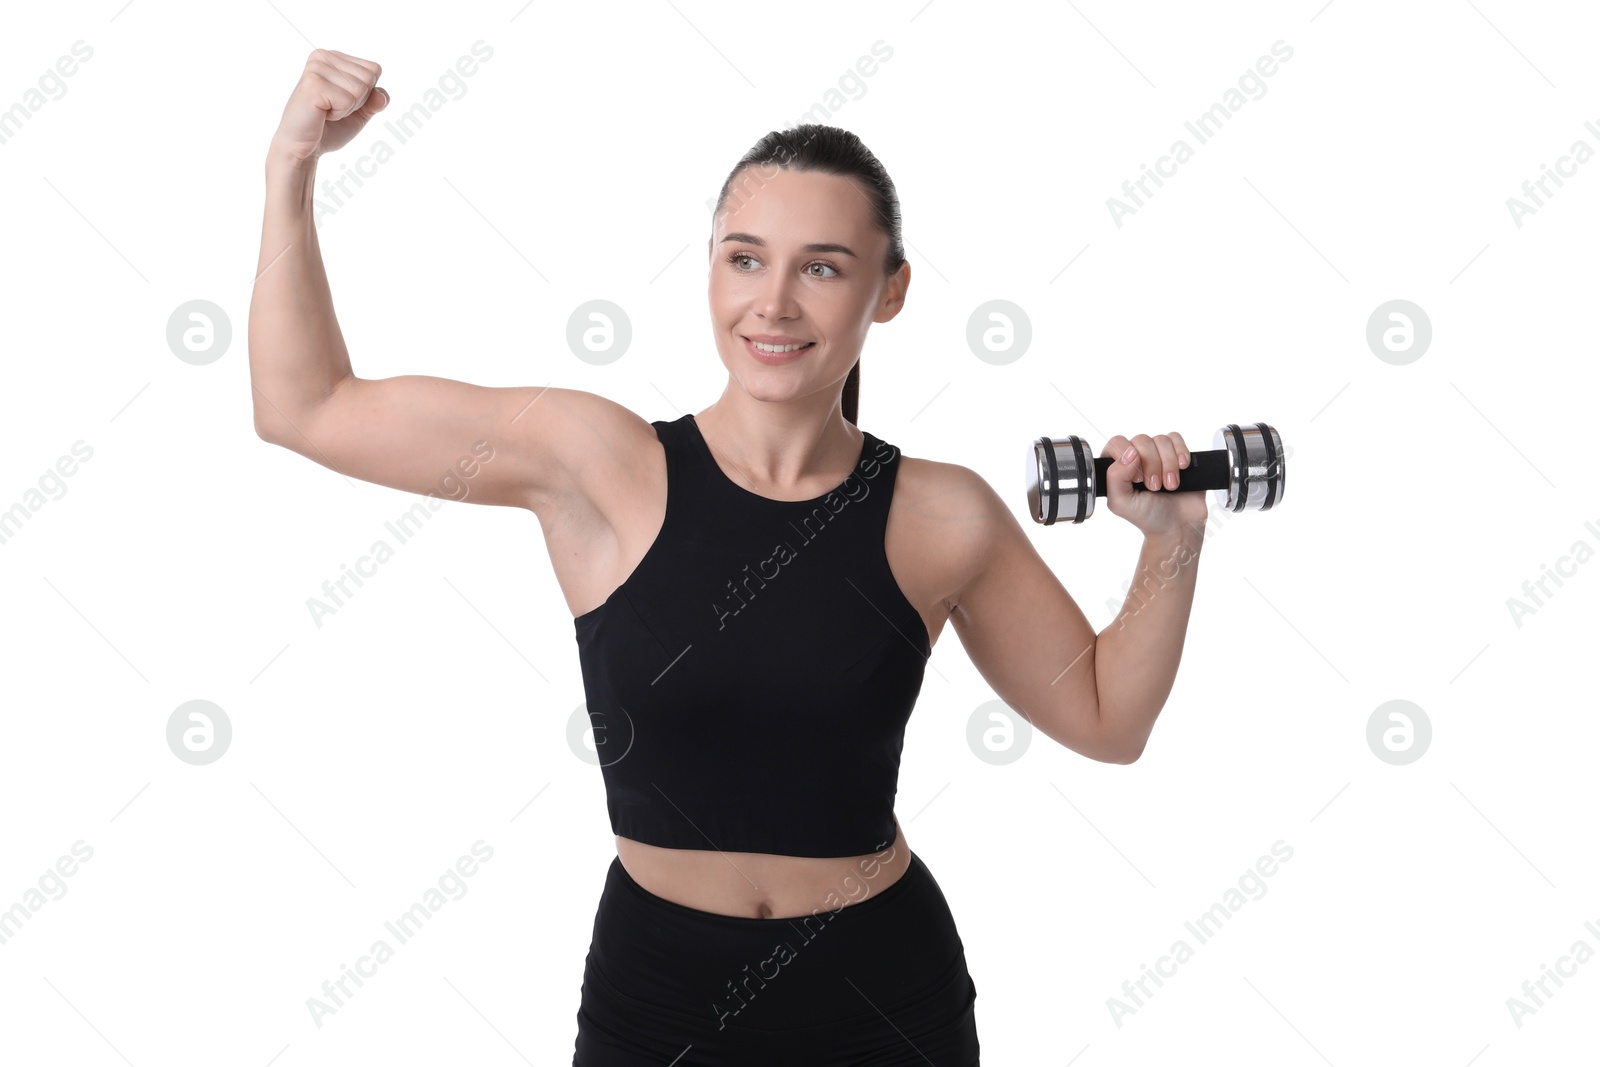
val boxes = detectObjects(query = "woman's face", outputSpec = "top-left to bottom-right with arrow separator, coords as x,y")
708,166 -> 908,408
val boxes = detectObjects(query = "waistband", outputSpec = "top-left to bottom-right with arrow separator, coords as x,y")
607,849 -> 928,929
584,848 -> 971,1039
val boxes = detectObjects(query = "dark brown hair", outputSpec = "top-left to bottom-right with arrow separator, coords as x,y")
712,124 -> 905,426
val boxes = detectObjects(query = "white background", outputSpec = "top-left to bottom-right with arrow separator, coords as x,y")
1,1 -> 1596,1064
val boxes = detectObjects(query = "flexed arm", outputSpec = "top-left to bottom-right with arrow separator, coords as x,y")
247,49 -> 597,512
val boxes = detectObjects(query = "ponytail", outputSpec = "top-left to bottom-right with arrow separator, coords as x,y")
842,359 -> 860,426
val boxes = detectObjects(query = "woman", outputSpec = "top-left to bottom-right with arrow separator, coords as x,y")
251,50 -> 1207,1066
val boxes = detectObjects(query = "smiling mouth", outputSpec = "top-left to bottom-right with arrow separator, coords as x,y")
743,337 -> 815,354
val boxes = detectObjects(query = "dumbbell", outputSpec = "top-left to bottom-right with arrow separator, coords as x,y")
1026,422 -> 1286,525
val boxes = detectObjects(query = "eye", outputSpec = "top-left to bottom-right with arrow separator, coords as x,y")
725,252 -> 840,278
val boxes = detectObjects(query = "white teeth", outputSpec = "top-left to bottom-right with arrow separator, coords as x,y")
750,340 -> 811,353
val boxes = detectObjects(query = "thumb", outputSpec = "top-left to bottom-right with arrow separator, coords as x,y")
1101,438 -> 1142,486
358,85 -> 390,118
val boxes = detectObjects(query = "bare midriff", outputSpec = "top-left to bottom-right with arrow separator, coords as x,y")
614,813 -> 910,919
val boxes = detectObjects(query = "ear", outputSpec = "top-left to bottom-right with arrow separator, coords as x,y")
873,261 -> 910,323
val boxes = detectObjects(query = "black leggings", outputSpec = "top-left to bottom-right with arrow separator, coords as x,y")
572,850 -> 980,1065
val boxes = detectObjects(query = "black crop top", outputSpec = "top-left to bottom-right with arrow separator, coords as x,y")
572,413 -> 931,858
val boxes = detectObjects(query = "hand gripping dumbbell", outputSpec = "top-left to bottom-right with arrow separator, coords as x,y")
1025,422 -> 1286,525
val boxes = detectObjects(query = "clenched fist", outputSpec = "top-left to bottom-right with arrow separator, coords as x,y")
1099,431 -> 1209,539
270,49 -> 389,164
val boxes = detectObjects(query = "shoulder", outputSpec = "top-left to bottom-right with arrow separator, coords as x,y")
884,448 -> 1017,611
889,450 -> 993,506
526,388 -> 661,514
556,389 -> 662,463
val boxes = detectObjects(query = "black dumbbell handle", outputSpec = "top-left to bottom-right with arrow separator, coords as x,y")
1091,448 -> 1233,496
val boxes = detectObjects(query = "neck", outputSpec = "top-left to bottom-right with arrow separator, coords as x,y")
694,387 -> 861,494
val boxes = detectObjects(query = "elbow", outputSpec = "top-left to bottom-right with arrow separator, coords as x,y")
249,380 -> 280,443
252,389 -> 313,447
253,408 -> 283,446
1096,711 -> 1147,765
1112,738 -> 1146,765
1096,734 -> 1142,764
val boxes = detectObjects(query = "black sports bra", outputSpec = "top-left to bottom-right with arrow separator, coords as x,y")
572,413 -> 931,858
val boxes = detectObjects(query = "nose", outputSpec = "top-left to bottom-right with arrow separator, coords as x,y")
755,267 -> 801,320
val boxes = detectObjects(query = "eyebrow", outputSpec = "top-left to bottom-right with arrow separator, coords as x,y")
719,232 -> 858,258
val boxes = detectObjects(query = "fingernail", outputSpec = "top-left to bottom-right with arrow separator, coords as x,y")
1122,446 -> 1136,464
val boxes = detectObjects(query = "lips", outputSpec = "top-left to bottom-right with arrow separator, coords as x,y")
742,336 -> 814,365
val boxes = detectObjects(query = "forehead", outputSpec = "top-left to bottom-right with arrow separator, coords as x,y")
714,167 -> 876,241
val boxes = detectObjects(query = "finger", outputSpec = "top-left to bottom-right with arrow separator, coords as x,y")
308,48 -> 382,88
317,49 -> 382,81
301,77 -> 359,125
344,82 -> 389,121
308,63 -> 371,119
1100,434 -> 1143,485
304,51 -> 381,113
313,84 -> 361,125
1167,431 -> 1190,470
1151,434 -> 1180,490
1130,433 -> 1160,489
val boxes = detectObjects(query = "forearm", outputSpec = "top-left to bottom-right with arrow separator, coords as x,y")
247,150 -> 354,441
1093,522 -> 1205,759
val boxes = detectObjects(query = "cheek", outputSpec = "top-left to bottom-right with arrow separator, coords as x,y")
707,274 -> 748,310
